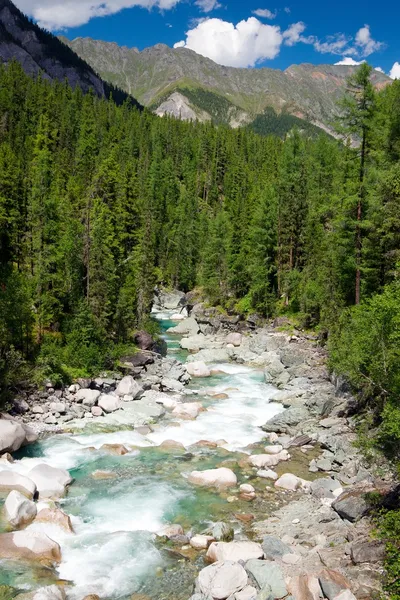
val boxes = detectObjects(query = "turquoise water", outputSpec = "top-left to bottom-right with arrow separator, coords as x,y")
0,311 -> 284,599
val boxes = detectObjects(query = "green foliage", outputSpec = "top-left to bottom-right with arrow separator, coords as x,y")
249,107 -> 326,139
376,510 -> 400,600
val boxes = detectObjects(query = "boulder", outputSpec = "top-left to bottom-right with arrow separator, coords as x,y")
311,478 -> 342,500
0,419 -> 27,454
211,522 -> 234,542
226,333 -> 242,347
75,389 -> 100,407
134,330 -> 156,351
17,586 -> 66,600
264,445 -> 283,455
332,488 -> 370,522
274,473 -> 310,492
318,569 -> 351,600
159,440 -> 186,452
188,468 -> 237,489
36,508 -> 74,533
333,592 -> 357,600
0,531 -> 61,565
155,289 -> 185,310
181,334 -> 207,351
207,541 -> 264,564
186,361 -> 211,377
350,540 -> 386,564
187,349 -> 230,364
0,471 -> 37,499
190,534 -> 215,550
168,317 -> 200,336
156,524 -> 184,539
262,536 -> 292,560
256,469 -> 278,481
28,464 -> 72,498
245,559 -> 287,598
161,378 -> 185,393
173,402 -> 202,420
116,376 -> 143,399
233,586 -> 257,600
91,406 -> 103,417
49,402 -> 66,414
197,560 -> 248,600
249,451 -> 289,469
100,444 -> 129,455
4,490 -> 37,528
98,394 -> 122,413
288,575 -> 321,600
262,408 -> 310,433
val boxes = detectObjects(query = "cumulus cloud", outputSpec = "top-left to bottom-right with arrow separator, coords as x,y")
14,0 -> 181,30
195,0 -> 221,12
355,24 -> 384,57
314,33 -> 352,55
374,66 -> 384,73
174,17 -> 283,67
252,8 -> 277,19
390,62 -> 400,79
283,22 -> 308,46
334,57 -> 364,66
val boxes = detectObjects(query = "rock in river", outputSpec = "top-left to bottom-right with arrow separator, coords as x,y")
188,468 -> 237,489
186,361 -> 211,377
4,490 -> 37,528
0,419 -> 27,454
0,530 -> 61,566
28,464 -> 72,499
0,471 -> 37,499
206,541 -> 264,563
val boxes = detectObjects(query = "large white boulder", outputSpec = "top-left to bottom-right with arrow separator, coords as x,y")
188,468 -> 237,489
75,389 -> 100,407
168,317 -> 200,336
186,361 -> 211,377
197,560 -> 248,600
190,534 -> 215,550
206,541 -> 264,564
98,394 -> 122,413
274,473 -> 311,492
172,402 -> 202,420
264,444 -> 284,455
28,464 -> 72,499
31,586 -> 66,600
0,471 -> 37,499
116,376 -> 143,399
226,333 -> 242,347
0,530 -> 61,565
4,490 -> 37,528
249,450 -> 290,468
36,507 -> 74,533
0,419 -> 27,454
180,334 -> 207,351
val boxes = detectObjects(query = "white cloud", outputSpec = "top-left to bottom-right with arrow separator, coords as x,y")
14,0 -> 182,30
374,66 -> 384,73
355,24 -> 384,57
314,33 -> 352,55
175,17 -> 283,67
252,8 -> 277,19
283,22 -> 308,46
174,40 -> 186,48
195,0 -> 222,12
334,57 -> 364,66
390,62 -> 400,80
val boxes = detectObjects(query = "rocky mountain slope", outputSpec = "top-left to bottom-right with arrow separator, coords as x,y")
62,37 -> 391,133
0,0 -> 139,106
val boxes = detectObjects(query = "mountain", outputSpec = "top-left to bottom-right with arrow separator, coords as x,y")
62,37 -> 391,134
0,0 -> 140,106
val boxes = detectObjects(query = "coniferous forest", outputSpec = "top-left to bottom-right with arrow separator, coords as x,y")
1,61 -> 400,457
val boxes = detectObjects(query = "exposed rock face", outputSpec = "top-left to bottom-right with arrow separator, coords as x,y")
0,0 -> 106,96
332,488 -> 370,522
155,92 -> 211,122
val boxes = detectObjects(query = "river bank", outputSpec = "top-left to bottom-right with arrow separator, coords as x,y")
0,290 -> 388,600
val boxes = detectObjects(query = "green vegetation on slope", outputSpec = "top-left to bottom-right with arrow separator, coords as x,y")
248,107 -> 327,139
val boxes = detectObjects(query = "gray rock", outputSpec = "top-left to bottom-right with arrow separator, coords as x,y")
197,561 -> 248,600
310,478 -> 342,499
261,536 -> 292,560
318,569 -> 351,600
168,317 -> 200,336
211,522 -> 234,542
32,405 -> 45,414
332,488 -> 370,522
350,539 -> 386,564
262,407 -> 310,433
76,389 -> 101,407
245,559 -> 287,598
49,402 -> 66,414
0,419 -> 26,454
115,376 -> 143,399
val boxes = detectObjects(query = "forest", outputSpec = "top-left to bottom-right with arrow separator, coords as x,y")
0,61 -> 400,455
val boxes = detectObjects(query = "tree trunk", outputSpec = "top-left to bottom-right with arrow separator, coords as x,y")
355,127 -> 366,305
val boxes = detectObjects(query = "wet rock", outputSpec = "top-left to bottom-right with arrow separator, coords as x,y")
261,536 -> 292,560
0,531 -> 61,566
196,560 -> 248,599
332,488 -> 370,522
82,596 -> 100,600
159,440 -> 186,452
4,490 -> 37,528
318,569 -> 351,600
101,444 -> 129,455
91,470 -> 117,480
186,362 -> 211,377
173,402 -> 202,419
350,539 -> 386,564
274,473 -> 311,492
98,394 -> 122,413
0,419 -> 27,453
188,468 -> 237,489
207,541 -> 264,563
157,524 -> 184,539
36,507 -> 74,533
0,471 -> 37,499
190,535 -> 215,550
75,389 -> 101,406
288,574 -> 321,600
262,407 -> 310,434
18,586 -> 66,600
116,376 -> 143,399
28,464 -> 72,499
245,559 -> 287,598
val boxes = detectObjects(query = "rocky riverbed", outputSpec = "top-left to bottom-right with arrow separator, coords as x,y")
0,290 -> 388,600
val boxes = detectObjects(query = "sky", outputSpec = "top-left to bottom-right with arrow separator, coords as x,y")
13,0 -> 400,78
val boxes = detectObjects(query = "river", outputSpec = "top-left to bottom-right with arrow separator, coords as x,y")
0,310 -> 284,599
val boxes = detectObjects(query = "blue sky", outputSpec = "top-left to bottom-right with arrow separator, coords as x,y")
14,0 -> 400,77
